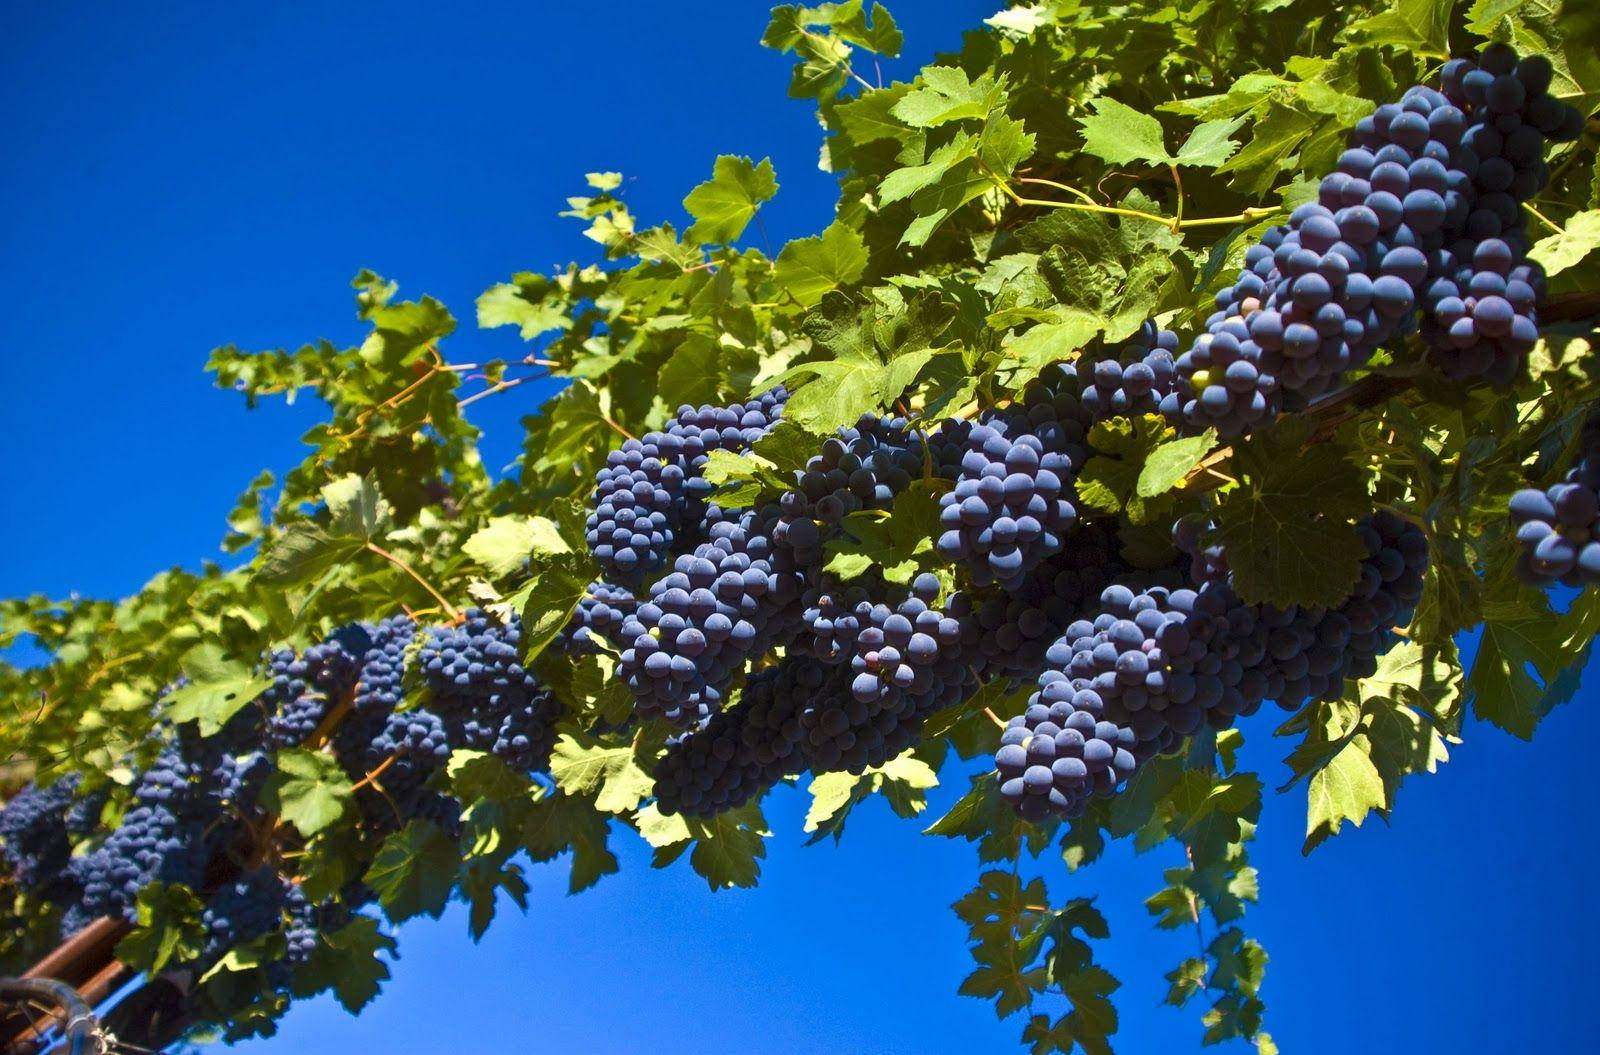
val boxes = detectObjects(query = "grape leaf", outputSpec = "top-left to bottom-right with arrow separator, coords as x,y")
262,748 -> 350,837
1530,209 -> 1600,277
549,731 -> 655,815
365,819 -> 460,922
682,155 -> 778,245
1211,423 -> 1369,607
773,221 -> 868,306
1303,736 -> 1385,853
298,917 -> 395,1014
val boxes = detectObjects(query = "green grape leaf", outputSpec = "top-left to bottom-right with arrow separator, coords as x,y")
1211,422 -> 1370,606
161,643 -> 273,736
1530,209 -> 1600,277
892,66 -> 1005,128
1173,115 -> 1249,169
682,155 -> 779,245
1468,592 -> 1573,738
116,883 -> 207,975
521,792 -> 618,893
1341,0 -> 1453,57
298,916 -> 396,1014
461,858 -> 529,942
445,749 -> 533,802
1303,735 -> 1385,853
262,748 -> 350,837
773,221 -> 869,307
365,819 -> 461,922
462,515 -> 561,578
1136,429 -> 1217,498
517,550 -> 589,662
549,731 -> 656,815
1078,97 -> 1175,167
684,803 -> 769,890
1077,414 -> 1181,523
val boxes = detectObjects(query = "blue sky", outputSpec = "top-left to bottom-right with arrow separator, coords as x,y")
3,2 -> 1596,1052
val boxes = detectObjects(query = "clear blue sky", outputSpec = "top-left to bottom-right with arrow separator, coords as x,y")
3,2 -> 1596,1052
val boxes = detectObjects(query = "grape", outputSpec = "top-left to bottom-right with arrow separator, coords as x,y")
619,504 -> 805,725
774,413 -> 928,566
200,868 -> 286,963
417,609 -> 562,773
565,580 -> 638,651
0,777 -> 82,903
265,622 -> 375,748
995,690 -> 1139,821
1419,46 -> 1584,384
586,388 -> 788,583
935,368 -> 1091,588
1510,412 -> 1600,587
1078,322 -> 1183,422
969,523 -> 1123,685
282,882 -> 320,966
653,657 -> 817,817
1012,514 -> 1429,788
75,749 -> 219,922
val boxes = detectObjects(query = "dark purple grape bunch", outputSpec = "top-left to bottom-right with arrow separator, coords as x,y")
619,505 -> 804,725
0,777 -> 82,903
797,576 -> 876,662
567,580 -> 638,651
1079,321 -> 1182,422
586,388 -> 788,583
799,590 -> 981,776
995,690 -> 1139,821
200,868 -> 286,962
1416,47 -> 1586,383
847,574 -> 964,704
75,751 -> 216,922
266,623 -> 375,748
935,368 -> 1091,589
417,609 -> 561,774
652,658 -> 817,818
774,414 -> 926,566
969,523 -> 1123,686
1510,413 -> 1600,586
671,386 -> 789,522
1260,513 -> 1428,709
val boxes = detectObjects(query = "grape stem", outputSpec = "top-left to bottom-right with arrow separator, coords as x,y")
989,166 -> 1279,230
349,752 -> 399,792
365,542 -> 461,622
982,707 -> 1006,729
1522,201 -> 1565,235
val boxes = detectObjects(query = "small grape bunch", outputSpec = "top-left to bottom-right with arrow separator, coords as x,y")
995,691 -> 1139,821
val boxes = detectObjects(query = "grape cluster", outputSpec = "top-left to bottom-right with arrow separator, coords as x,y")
845,575 -> 965,700
969,523 -> 1123,685
418,609 -> 562,774
618,505 -> 804,725
653,658 -> 816,818
995,692 -> 1140,821
568,580 -> 638,651
774,414 -> 927,566
0,777 -> 81,901
263,622 -> 384,747
935,369 -> 1091,588
282,883 -> 319,966
1079,322 -> 1182,422
75,750 -> 218,921
1000,514 -> 1428,818
1172,48 -> 1581,438
1509,412 -> 1600,586
200,869 -> 286,961
1417,49 -> 1584,381
586,388 -> 788,582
